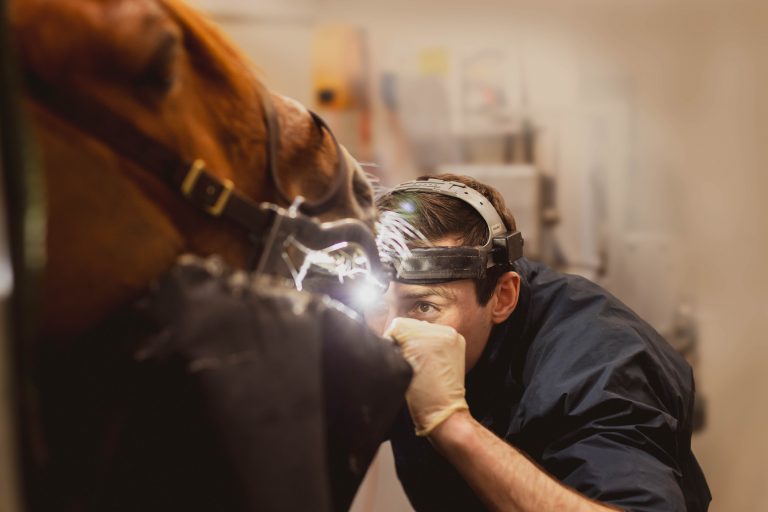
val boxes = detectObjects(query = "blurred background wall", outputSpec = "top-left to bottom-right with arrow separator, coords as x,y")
191,0 -> 768,509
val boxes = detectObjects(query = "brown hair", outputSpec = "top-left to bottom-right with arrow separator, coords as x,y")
377,173 -> 518,304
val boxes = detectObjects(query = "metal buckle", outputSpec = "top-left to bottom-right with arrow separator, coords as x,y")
181,159 -> 234,217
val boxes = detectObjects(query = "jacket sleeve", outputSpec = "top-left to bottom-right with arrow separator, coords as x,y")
513,322 -> 693,512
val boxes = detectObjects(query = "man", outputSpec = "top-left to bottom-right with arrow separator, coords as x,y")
366,174 -> 710,511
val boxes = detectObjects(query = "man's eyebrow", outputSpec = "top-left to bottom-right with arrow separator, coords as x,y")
399,287 -> 455,301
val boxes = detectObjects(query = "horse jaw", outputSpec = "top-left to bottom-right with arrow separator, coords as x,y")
31,104 -> 186,342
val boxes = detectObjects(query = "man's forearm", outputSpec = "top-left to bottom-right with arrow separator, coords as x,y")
429,411 -> 619,512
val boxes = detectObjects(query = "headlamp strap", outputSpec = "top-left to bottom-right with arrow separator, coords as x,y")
392,178 -> 507,244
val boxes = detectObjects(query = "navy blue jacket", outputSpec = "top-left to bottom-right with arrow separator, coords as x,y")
391,259 -> 711,511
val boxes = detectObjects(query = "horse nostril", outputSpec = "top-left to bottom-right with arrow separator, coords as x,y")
352,175 -> 374,209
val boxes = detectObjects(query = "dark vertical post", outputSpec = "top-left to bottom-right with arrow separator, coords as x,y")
0,1 -> 46,510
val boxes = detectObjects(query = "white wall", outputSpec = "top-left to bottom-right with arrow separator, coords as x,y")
199,1 -> 768,509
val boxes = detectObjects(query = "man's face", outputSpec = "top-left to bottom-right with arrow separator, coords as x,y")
364,277 -> 495,372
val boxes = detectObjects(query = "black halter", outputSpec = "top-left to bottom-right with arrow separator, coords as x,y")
24,72 -> 383,276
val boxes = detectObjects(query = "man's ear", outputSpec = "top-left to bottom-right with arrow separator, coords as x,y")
490,271 -> 520,324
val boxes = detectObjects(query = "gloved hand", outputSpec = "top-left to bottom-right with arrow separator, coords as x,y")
384,318 -> 469,436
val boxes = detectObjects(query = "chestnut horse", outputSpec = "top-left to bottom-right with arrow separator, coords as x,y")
11,0 -> 377,343
8,1 -> 407,511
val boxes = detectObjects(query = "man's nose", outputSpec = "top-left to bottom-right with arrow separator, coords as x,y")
381,309 -> 399,335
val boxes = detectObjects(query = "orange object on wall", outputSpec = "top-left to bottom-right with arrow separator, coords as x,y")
312,24 -> 366,110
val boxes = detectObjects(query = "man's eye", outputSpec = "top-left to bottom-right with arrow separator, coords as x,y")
414,302 -> 439,315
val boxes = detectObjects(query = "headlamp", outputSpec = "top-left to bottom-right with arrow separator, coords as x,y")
385,178 -> 524,284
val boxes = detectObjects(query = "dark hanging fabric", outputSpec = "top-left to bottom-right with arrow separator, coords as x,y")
34,256 -> 411,512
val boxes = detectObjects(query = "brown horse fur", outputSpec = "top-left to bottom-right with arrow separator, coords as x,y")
9,0 -> 376,342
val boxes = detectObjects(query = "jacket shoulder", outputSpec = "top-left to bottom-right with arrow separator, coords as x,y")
515,259 -> 694,422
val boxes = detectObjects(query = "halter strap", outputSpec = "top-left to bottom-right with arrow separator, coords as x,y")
23,72 -> 349,235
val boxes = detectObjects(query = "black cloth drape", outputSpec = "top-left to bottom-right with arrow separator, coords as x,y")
34,256 -> 411,511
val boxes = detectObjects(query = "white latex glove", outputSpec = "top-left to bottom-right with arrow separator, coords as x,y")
385,318 -> 469,436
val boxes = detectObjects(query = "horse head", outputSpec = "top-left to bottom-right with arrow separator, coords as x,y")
10,0 -> 376,341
